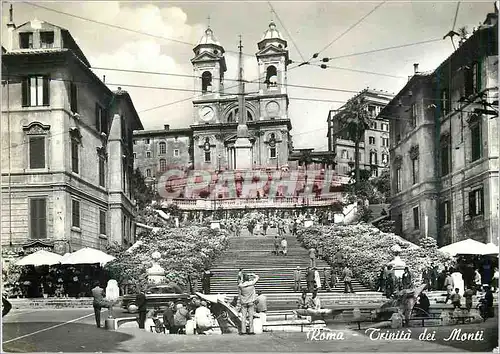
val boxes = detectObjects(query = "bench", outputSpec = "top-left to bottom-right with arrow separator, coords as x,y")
408,316 -> 443,327
450,315 -> 475,325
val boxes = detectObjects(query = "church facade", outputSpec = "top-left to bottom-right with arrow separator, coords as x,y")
133,22 -> 293,181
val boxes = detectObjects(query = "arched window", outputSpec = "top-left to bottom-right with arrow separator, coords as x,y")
265,65 -> 278,88
159,142 -> 166,155
201,71 -> 212,93
146,169 -> 151,177
159,159 -> 167,172
227,110 -> 235,122
247,110 -> 254,121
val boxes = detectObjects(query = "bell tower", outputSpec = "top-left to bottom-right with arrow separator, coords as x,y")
256,22 -> 289,96
191,26 -> 227,99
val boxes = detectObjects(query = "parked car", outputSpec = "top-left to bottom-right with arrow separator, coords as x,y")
121,283 -> 192,313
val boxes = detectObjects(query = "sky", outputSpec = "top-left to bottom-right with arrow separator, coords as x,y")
3,1 -> 495,149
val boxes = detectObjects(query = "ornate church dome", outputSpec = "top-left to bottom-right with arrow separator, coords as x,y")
197,27 -> 221,46
261,22 -> 284,41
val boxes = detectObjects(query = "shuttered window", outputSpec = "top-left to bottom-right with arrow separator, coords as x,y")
469,188 -> 484,216
30,198 -> 47,239
21,76 -> 50,107
413,206 -> 420,230
72,200 -> 80,228
98,157 -> 105,187
29,136 -> 45,169
99,210 -> 107,235
70,82 -> 78,113
471,122 -> 482,162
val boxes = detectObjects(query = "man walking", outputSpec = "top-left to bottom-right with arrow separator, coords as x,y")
323,267 -> 332,292
91,281 -> 105,328
238,273 -> 259,335
136,285 -> 147,329
293,266 -> 301,291
342,265 -> 354,293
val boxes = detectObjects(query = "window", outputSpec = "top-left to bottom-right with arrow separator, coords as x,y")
159,142 -> 166,155
465,62 -> 481,96
29,136 -> 45,169
370,121 -> 377,129
440,89 -> 449,116
440,135 -> 451,176
72,200 -> 80,228
204,151 -> 211,162
146,169 -> 151,177
368,105 -> 376,118
71,138 -> 79,173
19,32 -> 33,49
369,136 -> 375,145
381,123 -> 389,131
469,188 -> 484,216
371,168 -> 379,177
95,104 -> 107,134
201,71 -> 213,93
382,153 -> 388,164
22,76 -> 50,107
99,210 -> 107,235
265,65 -> 278,88
440,201 -> 451,226
144,139 -> 150,144
174,149 -> 180,157
30,198 -> 47,239
411,156 -> 419,184
40,31 -> 54,48
160,159 -> 167,172
146,151 -> 151,158
369,152 -> 378,165
98,156 -> 105,187
382,137 -> 389,147
133,153 -> 137,159
68,82 -> 78,113
471,119 -> 482,162
410,103 -> 417,127
270,147 -> 277,158
413,206 -> 420,230
133,140 -> 137,145
396,168 -> 402,192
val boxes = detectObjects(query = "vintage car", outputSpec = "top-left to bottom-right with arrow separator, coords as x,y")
121,283 -> 192,313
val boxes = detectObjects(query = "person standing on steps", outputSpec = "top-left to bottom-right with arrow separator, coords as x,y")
274,236 -> 280,255
314,268 -> 321,290
309,247 -> 316,268
293,266 -> 301,291
202,268 -> 213,294
342,265 -> 354,293
238,268 -> 244,284
306,267 -> 315,293
323,267 -> 332,292
238,273 -> 259,335
263,220 -> 268,236
281,237 -> 288,256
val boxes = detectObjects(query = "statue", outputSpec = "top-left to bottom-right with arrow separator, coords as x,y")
105,279 -> 120,318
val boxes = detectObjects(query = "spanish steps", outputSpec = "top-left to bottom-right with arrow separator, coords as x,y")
210,225 -> 385,310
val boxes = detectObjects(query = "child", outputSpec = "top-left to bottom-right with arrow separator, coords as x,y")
450,288 -> 461,309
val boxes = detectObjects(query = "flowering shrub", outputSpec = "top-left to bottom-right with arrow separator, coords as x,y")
297,223 -> 454,290
106,221 -> 229,290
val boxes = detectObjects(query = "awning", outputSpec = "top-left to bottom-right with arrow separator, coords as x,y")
439,238 -> 492,256
16,250 -> 62,266
60,247 -> 115,266
484,243 -> 499,255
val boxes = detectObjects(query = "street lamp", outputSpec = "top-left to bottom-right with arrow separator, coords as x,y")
276,151 -> 279,170
217,154 -> 221,173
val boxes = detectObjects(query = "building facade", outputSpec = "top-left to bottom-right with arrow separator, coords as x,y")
327,89 -> 393,179
382,10 -> 498,246
1,18 -> 143,256
133,22 -> 293,177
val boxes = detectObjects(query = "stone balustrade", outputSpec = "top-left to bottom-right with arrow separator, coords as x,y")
163,194 -> 343,210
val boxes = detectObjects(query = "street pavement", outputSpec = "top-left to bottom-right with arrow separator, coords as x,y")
2,308 -> 498,352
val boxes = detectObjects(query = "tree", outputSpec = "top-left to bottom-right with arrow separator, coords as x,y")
336,96 -> 371,195
371,168 -> 390,203
132,168 -> 155,210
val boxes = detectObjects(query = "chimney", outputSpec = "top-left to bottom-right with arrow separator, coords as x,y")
164,124 -> 170,131
6,5 -> 16,52
413,63 -> 419,74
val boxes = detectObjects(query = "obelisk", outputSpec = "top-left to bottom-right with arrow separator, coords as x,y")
234,36 -> 253,170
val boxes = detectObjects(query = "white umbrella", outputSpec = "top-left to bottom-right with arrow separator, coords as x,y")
439,238 -> 491,256
16,250 -> 62,266
60,247 -> 115,266
484,243 -> 498,255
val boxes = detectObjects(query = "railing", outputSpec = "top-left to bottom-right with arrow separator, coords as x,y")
164,195 -> 343,210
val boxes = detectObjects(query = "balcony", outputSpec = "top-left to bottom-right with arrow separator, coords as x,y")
163,194 -> 343,210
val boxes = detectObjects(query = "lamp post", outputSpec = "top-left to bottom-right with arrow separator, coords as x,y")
217,153 -> 221,173
276,151 -> 279,170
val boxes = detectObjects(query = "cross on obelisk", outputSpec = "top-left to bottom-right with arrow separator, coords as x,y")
237,35 -> 247,127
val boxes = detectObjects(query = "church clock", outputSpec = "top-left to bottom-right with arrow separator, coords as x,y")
199,106 -> 215,122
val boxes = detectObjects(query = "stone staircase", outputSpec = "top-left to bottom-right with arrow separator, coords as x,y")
211,227 -> 372,295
